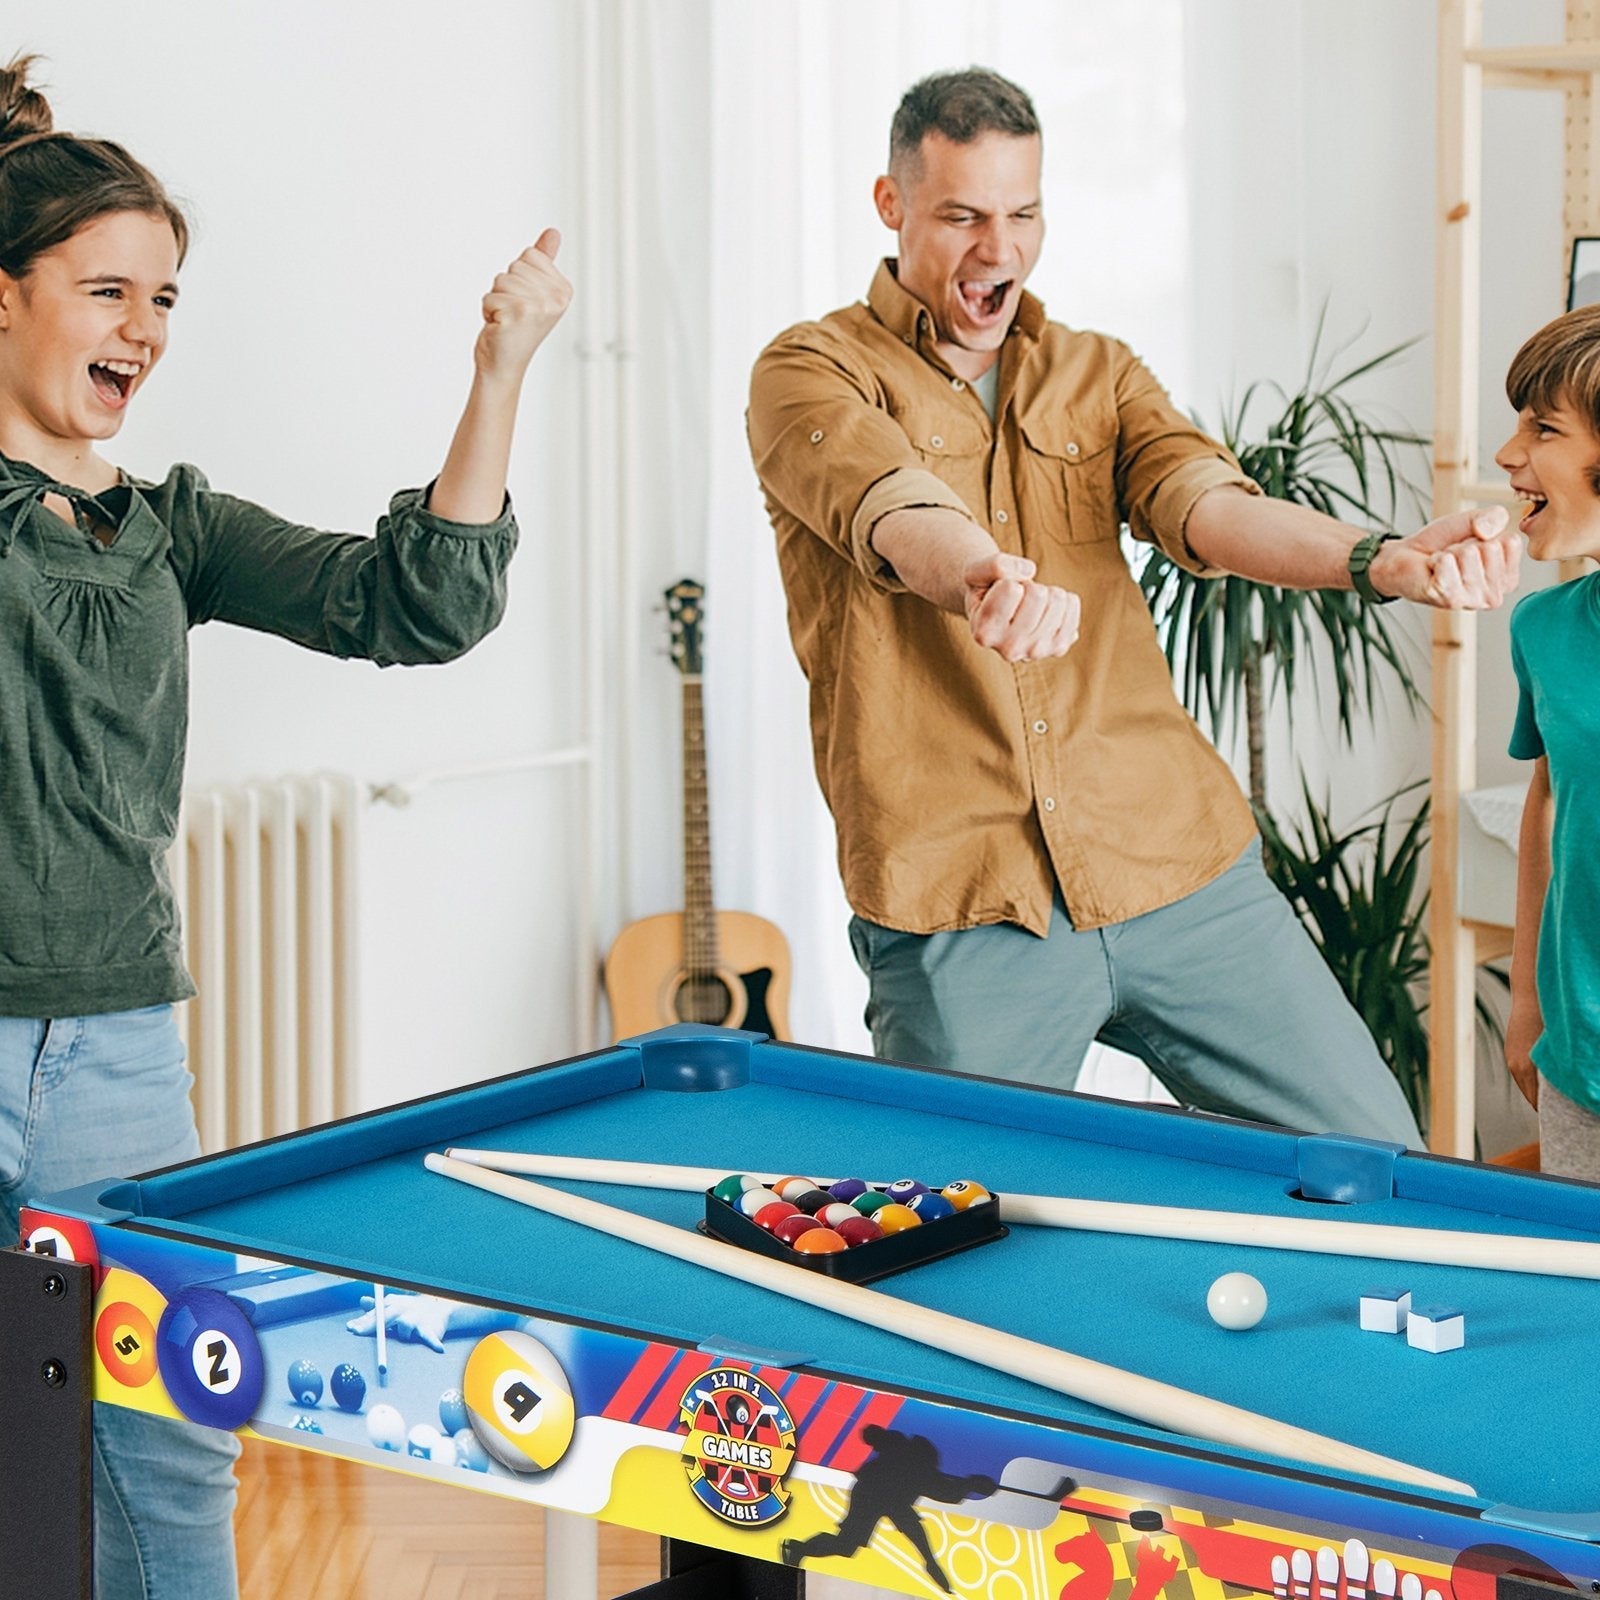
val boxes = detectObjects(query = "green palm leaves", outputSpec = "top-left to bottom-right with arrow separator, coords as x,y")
1138,321 -> 1428,809
1138,319 -> 1440,1130
1256,783 -> 1432,1131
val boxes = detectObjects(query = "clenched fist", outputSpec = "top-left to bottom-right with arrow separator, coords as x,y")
475,227 -> 573,383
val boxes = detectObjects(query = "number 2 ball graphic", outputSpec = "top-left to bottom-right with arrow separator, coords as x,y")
155,1287 -> 265,1431
462,1329 -> 575,1472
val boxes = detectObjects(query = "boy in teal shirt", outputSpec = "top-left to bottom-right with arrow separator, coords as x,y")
1494,305 -> 1600,1179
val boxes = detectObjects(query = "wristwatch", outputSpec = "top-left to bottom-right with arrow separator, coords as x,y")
1347,531 -> 1399,604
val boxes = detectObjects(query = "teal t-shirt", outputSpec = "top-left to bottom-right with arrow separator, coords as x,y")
1508,571 -> 1600,1109
0,454 -> 517,1018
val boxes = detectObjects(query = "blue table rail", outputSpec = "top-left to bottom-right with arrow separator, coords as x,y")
3,1023 -> 1600,1600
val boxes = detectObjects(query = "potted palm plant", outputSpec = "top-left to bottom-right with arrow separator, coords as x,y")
1137,315 -> 1442,1128
1137,313 -> 1428,811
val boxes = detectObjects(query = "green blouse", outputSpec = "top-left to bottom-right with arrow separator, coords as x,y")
0,454 -> 517,1018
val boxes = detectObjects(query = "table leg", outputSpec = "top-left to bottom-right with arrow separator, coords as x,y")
620,1536 -> 804,1598
545,1506 -> 599,1595
0,1247 -> 93,1600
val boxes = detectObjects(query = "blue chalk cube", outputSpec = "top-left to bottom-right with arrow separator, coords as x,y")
1358,1288 -> 1412,1334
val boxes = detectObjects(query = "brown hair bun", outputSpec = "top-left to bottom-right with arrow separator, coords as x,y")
0,54 -> 55,146
0,53 -> 189,278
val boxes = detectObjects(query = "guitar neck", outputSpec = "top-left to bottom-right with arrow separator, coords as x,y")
681,676 -> 720,976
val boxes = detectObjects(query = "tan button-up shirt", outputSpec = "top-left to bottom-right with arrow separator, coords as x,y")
747,261 -> 1259,936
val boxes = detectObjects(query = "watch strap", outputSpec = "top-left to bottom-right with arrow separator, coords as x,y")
1348,531 -> 1400,604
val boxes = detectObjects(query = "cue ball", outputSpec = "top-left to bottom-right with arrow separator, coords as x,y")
366,1403 -> 406,1452
1207,1272 -> 1267,1330
463,1329 -> 576,1473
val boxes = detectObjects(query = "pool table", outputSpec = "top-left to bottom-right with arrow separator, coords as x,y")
5,1023 -> 1600,1600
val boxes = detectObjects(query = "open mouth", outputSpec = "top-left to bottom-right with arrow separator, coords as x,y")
1517,491 -> 1547,532
959,279 -> 1012,322
88,360 -> 141,406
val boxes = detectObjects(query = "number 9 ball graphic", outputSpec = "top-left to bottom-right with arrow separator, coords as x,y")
462,1328 -> 575,1472
155,1287 -> 265,1431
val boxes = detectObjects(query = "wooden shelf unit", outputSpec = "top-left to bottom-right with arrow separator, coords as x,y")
1430,0 -> 1597,1157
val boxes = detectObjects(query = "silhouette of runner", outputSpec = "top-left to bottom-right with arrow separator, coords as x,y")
780,1424 -> 996,1593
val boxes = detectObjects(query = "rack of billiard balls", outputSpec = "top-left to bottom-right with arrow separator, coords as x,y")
702,1173 -> 1006,1283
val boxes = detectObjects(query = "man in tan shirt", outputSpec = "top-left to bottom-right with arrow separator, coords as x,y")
748,68 -> 1520,1144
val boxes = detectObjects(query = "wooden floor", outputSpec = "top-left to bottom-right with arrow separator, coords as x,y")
235,1438 -> 659,1600
1491,1139 -> 1540,1170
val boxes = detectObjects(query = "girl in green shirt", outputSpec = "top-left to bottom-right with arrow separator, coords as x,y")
1494,306 -> 1600,1182
0,54 -> 571,1600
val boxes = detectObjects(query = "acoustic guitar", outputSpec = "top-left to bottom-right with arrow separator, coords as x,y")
603,579 -> 792,1041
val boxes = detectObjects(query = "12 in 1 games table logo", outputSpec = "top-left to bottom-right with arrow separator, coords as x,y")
677,1364 -> 798,1526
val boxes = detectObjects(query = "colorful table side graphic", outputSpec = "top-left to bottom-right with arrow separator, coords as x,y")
29,1209 -> 1594,1600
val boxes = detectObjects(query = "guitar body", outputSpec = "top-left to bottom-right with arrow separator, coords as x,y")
605,579 -> 794,1045
604,910 -> 792,1041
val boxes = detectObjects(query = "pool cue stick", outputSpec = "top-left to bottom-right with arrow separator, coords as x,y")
442,1147 -> 1600,1281
445,1149 -> 737,1191
374,1282 -> 388,1385
425,1151 -> 1472,1497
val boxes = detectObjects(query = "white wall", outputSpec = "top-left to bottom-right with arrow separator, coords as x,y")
1475,0 -> 1569,786
8,2 -> 590,1104
1185,0 -> 1570,814
1183,0 -> 1439,821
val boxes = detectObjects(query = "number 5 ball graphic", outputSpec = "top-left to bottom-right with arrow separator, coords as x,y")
96,1302 -> 158,1389
462,1328 -> 575,1472
155,1287 -> 265,1431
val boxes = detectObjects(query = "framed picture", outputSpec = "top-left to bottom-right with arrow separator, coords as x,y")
1569,236 -> 1600,310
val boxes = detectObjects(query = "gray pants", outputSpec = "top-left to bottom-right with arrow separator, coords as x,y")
849,840 -> 1421,1147
1538,1074 -> 1600,1182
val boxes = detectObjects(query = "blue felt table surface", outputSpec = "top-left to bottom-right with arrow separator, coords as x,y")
96,1047 -> 1600,1515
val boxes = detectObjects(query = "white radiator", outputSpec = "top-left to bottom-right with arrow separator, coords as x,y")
171,774 -> 361,1150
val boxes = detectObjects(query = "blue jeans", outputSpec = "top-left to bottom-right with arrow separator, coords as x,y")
850,841 -> 1423,1147
1,1007 -> 240,1600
